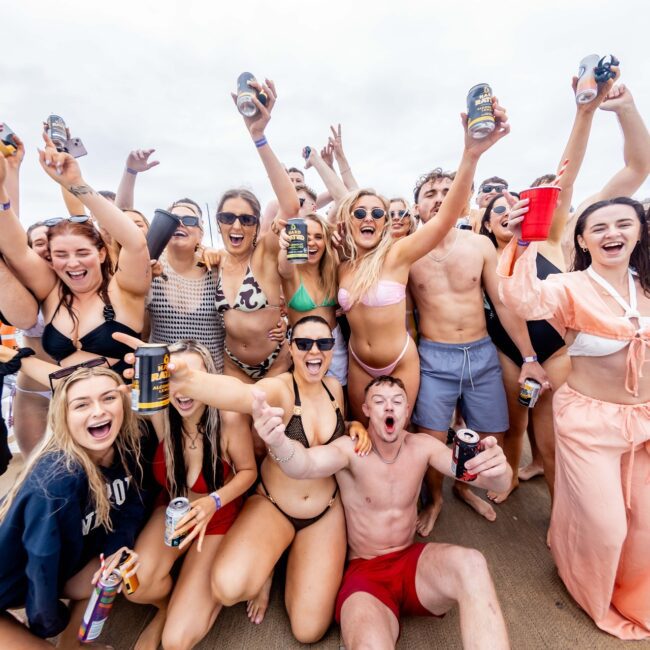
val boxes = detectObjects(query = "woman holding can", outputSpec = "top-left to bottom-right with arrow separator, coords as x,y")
498,196 -> 650,639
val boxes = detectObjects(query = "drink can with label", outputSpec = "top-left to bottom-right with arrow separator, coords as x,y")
518,378 -> 541,408
451,429 -> 481,482
286,218 -> 308,264
165,497 -> 191,547
467,84 -> 495,139
78,569 -> 122,642
132,344 -> 170,414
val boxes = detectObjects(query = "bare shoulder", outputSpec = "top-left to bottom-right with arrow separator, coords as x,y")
322,375 -> 344,405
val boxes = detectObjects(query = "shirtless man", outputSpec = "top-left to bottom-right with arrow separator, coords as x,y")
252,375 -> 511,650
409,170 -> 549,534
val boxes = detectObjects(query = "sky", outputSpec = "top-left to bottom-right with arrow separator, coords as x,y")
4,0 -> 650,243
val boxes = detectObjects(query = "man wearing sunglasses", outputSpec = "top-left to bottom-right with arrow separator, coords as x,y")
252,376 -> 511,650
476,176 -> 509,209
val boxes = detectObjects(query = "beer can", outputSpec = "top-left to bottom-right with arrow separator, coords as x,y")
78,569 -> 122,642
451,429 -> 481,482
131,344 -> 170,414
165,497 -> 191,547
466,84 -> 495,139
575,54 -> 600,104
46,114 -> 69,152
518,378 -> 541,408
285,218 -> 308,264
236,72 -> 268,117
118,550 -> 139,595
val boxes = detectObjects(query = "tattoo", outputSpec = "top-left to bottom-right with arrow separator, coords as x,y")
68,184 -> 95,197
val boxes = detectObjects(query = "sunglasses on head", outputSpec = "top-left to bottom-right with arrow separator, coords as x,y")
480,185 -> 506,194
48,357 -> 109,392
352,207 -> 386,220
44,215 -> 92,228
177,215 -> 201,228
389,210 -> 410,220
291,337 -> 336,352
216,212 -> 259,227
492,205 -> 508,215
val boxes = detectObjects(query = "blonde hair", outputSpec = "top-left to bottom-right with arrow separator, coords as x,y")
389,197 -> 418,235
336,189 -> 393,306
0,367 -> 142,531
304,212 -> 338,305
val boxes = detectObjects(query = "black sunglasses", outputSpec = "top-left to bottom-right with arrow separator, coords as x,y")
480,185 -> 506,194
389,210 -> 410,220
217,212 -> 259,227
177,215 -> 202,228
48,357 -> 109,392
298,197 -> 306,207
492,205 -> 508,215
291,337 -> 336,352
352,208 -> 386,220
44,215 -> 92,227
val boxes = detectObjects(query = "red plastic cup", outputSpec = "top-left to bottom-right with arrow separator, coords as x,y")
519,186 -> 561,242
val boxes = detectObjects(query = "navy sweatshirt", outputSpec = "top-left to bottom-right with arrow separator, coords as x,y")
0,426 -> 158,638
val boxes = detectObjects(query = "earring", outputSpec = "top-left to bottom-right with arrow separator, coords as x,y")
581,247 -> 588,252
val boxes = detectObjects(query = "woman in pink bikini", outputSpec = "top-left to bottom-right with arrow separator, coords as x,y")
498,196 -> 650,640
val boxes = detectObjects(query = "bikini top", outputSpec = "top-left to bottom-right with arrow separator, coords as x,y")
337,280 -> 406,313
568,267 -> 650,357
42,296 -> 139,372
215,265 -> 270,314
285,375 -> 346,448
287,275 -> 336,312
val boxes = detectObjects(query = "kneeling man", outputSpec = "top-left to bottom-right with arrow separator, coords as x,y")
253,375 -> 511,650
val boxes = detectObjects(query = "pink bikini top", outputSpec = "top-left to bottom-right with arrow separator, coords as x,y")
338,280 -> 406,312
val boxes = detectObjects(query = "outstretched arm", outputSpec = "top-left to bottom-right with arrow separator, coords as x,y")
115,149 -> 160,209
305,146 -> 348,208
3,131 -> 24,217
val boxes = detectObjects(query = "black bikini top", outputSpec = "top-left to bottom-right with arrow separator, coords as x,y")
285,375 -> 346,448
42,297 -> 139,375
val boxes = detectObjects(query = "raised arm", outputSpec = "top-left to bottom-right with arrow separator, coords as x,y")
305,147 -> 348,209
115,149 -> 160,209
329,124 -> 359,191
3,131 -> 24,217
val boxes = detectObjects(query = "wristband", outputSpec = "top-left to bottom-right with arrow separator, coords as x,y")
126,167 -> 138,175
267,442 -> 295,464
1,200 -> 10,211
209,492 -> 222,510
522,355 -> 538,364
517,239 -> 530,247
254,136 -> 268,149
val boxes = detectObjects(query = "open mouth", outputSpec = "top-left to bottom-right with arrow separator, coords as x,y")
385,416 -> 395,434
360,225 -> 375,236
602,242 -> 624,254
305,359 -> 322,375
308,247 -> 318,256
175,396 -> 194,412
172,229 -> 188,238
229,234 -> 244,246
87,420 -> 112,439
500,219 -> 509,228
67,270 -> 87,281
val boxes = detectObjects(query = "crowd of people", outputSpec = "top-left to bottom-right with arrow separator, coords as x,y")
0,65 -> 648,650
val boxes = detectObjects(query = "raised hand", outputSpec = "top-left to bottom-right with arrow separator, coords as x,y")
571,65 -> 619,114
232,78 -> 277,141
251,389 -> 287,447
1,129 -> 25,172
599,83 -> 634,113
38,131 -> 83,188
328,124 -> 344,158
504,193 -> 529,240
126,148 -> 160,173
321,142 -> 335,169
462,96 -> 510,157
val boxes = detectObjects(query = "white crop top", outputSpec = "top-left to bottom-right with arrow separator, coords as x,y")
568,267 -> 650,357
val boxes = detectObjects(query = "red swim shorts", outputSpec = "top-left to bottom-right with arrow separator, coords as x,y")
335,543 -> 441,623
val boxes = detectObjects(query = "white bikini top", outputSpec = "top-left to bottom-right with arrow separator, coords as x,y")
568,267 -> 650,357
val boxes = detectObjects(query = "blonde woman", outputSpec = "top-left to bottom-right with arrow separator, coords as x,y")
388,197 -> 418,239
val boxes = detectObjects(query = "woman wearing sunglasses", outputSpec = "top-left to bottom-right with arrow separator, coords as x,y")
0,353 -> 155,648
0,133 -> 151,385
389,197 -> 417,239
214,78 -> 300,382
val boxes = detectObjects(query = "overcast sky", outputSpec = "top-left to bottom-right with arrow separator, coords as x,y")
4,0 -> 650,243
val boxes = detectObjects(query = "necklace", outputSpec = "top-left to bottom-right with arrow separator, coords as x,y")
184,429 -> 200,450
427,229 -> 459,263
372,440 -> 404,465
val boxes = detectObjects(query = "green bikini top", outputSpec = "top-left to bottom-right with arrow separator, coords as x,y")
287,276 -> 336,312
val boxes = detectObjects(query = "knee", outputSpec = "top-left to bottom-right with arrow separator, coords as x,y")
162,624 -> 204,650
447,547 -> 491,588
290,618 -> 328,644
211,565 -> 247,606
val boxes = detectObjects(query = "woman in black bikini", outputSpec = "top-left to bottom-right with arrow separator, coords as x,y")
0,132 -> 150,379
125,315 -> 370,641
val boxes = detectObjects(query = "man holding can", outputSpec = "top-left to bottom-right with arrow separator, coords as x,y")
252,376 -> 511,650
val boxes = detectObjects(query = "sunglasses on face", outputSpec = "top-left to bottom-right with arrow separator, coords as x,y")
480,185 -> 506,194
298,198 -> 306,207
44,215 -> 92,227
216,212 -> 259,227
389,210 -> 410,220
492,205 -> 508,215
352,208 -> 386,220
177,215 -> 202,228
48,357 -> 109,392
291,337 -> 336,352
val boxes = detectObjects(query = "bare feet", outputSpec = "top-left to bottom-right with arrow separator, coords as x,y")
453,484 -> 496,521
416,501 -> 443,537
134,606 -> 167,650
518,461 -> 544,481
247,574 -> 272,625
487,479 -> 519,504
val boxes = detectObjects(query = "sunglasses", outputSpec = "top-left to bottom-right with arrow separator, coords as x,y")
177,215 -> 202,228
291,337 -> 336,352
352,208 -> 386,220
216,212 -> 259,227
480,185 -> 506,194
44,215 -> 92,227
492,205 -> 508,215
389,210 -> 410,220
298,197 -> 306,207
48,357 -> 109,392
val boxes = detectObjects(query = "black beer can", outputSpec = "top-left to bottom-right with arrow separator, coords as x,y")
286,218 -> 308,264
518,378 -> 541,408
467,84 -> 495,139
132,344 -> 170,414
236,72 -> 268,118
451,428 -> 481,481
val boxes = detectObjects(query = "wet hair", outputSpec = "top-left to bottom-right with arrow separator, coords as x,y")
413,168 -> 456,203
530,174 -> 556,188
287,167 -> 305,178
26,221 -> 47,247
295,183 -> 317,203
478,176 -> 508,192
98,190 -> 116,202
572,197 -> 650,296
291,314 -> 331,340
169,197 -> 202,218
479,192 -> 520,248
364,375 -> 406,396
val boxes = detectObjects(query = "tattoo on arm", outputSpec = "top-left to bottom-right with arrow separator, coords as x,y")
68,184 -> 95,197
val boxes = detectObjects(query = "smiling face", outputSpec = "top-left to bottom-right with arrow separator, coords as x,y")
485,196 -> 513,244
362,381 -> 408,444
66,374 -> 123,457
219,196 -> 259,255
416,178 -> 453,223
477,181 -> 507,208
49,232 -> 106,293
389,200 -> 411,239
169,351 -> 207,422
290,319 -> 333,382
577,204 -> 642,268
168,204 -> 203,253
349,195 -> 388,251
29,225 -> 50,259
305,218 -> 326,265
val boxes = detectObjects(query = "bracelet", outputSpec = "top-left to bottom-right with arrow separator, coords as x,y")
267,442 -> 295,464
517,239 -> 530,247
254,136 -> 268,149
209,492 -> 222,510
1,200 -> 10,211
126,167 -> 138,175
522,355 -> 538,363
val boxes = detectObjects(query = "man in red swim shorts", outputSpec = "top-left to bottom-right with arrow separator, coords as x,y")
253,375 -> 511,649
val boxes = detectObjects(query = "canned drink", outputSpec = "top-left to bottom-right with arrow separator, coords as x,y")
131,344 -> 170,414
451,429 -> 481,482
285,218 -> 308,264
47,114 -> 69,152
467,84 -> 495,139
575,54 -> 600,104
118,550 -> 139,595
78,569 -> 122,642
236,72 -> 268,117
518,378 -> 541,408
165,497 -> 191,547
0,123 -> 17,157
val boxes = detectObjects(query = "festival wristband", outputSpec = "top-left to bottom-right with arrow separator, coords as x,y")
517,239 -> 530,247
209,492 -> 222,510
126,167 -> 138,175
1,201 -> 10,211
522,355 -> 538,363
254,136 -> 268,149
